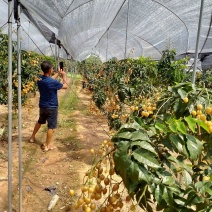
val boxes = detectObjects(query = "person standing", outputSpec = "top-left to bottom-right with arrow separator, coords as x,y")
29,61 -> 67,151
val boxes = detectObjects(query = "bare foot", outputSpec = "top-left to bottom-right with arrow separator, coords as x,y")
41,144 -> 56,152
29,138 -> 35,143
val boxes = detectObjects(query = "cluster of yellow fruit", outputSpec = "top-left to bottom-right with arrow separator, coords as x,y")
124,76 -> 130,84
127,68 -> 133,75
70,140 -> 136,212
13,80 -> 19,88
107,95 -> 122,118
140,100 -> 157,118
191,104 -> 212,133
130,105 -> 139,112
30,59 -> 39,67
88,101 -> 103,116
22,81 -> 35,95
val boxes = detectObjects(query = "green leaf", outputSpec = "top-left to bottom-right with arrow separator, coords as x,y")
186,135 -> 202,160
168,121 -> 178,133
178,88 -> 187,99
131,131 -> 150,141
119,121 -> 141,131
184,116 -> 196,133
131,141 -> 156,155
132,149 -> 160,169
183,170 -> 192,186
155,122 -> 167,133
195,119 -> 209,133
169,134 -> 184,153
128,162 -> 150,183
113,141 -> 131,187
175,120 -> 187,134
162,187 -> 173,206
155,184 -> 163,204
162,176 -> 175,185
114,131 -> 132,140
195,181 -> 212,195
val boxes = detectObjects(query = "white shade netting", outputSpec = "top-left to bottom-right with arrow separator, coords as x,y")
0,0 -> 212,64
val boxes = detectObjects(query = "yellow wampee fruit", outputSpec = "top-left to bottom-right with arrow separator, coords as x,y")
203,176 -> 210,181
206,107 -> 212,114
200,114 -> 206,121
191,110 -> 197,116
183,97 -> 188,103
196,110 -> 202,115
197,104 -> 203,110
69,189 -> 75,196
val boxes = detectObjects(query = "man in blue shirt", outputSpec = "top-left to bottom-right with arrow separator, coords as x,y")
29,61 -> 67,151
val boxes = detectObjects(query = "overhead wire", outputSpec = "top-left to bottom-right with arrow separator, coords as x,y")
0,22 -> 8,30
0,9 -> 13,29
20,26 -> 47,57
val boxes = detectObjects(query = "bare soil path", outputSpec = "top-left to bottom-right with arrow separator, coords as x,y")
0,77 -> 110,212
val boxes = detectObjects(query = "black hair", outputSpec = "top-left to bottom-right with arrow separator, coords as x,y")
41,61 -> 52,73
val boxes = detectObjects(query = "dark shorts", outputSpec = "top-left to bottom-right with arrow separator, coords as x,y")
38,107 -> 58,129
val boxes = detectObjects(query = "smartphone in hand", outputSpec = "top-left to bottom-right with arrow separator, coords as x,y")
59,62 -> 64,71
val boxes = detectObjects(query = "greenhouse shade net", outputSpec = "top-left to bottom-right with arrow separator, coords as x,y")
1,0 -> 212,66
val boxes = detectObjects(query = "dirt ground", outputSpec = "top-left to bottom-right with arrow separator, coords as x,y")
0,78 -> 111,212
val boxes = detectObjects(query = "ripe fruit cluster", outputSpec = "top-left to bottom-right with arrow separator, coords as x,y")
70,140 -> 136,211
21,81 -> 35,95
191,104 -> 212,133
140,100 -> 157,118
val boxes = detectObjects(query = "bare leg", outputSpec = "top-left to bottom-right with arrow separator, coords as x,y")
29,122 -> 41,143
45,128 -> 54,148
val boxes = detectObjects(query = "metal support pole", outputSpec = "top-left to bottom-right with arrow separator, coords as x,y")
8,1 -> 14,211
55,38 -> 57,70
192,0 -> 204,84
124,0 -> 130,59
16,1 -> 22,211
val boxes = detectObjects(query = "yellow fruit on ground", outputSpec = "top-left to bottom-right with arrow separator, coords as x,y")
183,97 -> 188,103
69,189 -> 75,196
90,149 -> 95,154
197,104 -> 203,110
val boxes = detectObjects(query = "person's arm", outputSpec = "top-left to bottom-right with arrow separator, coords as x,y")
60,71 -> 68,89
51,72 -> 59,79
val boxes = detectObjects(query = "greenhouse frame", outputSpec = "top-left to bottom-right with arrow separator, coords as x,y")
1,0 -> 212,211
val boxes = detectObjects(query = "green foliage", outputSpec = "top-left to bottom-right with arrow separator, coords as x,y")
0,30 -> 56,107
78,50 -> 212,211
158,48 -> 188,84
112,82 -> 212,211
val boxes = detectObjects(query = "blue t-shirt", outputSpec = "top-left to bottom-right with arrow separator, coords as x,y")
37,75 -> 63,108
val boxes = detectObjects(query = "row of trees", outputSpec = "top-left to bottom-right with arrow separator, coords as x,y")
75,50 -> 212,211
